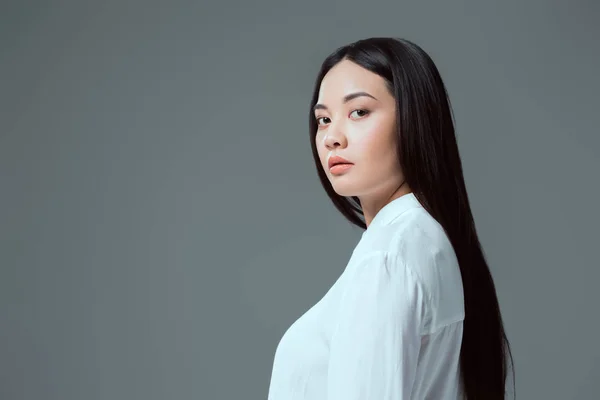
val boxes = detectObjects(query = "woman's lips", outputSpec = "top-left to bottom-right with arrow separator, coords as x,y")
329,163 -> 353,174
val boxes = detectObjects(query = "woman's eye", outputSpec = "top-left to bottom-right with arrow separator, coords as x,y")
350,109 -> 369,118
316,110 -> 368,126
316,117 -> 330,126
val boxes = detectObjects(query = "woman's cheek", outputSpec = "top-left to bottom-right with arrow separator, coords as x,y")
353,124 -> 382,158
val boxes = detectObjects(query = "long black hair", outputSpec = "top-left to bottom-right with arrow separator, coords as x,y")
308,37 -> 515,399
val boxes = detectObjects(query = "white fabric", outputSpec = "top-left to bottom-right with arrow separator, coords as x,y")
268,192 -> 466,399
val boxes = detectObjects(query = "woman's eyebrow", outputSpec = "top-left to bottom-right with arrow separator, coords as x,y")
313,91 -> 378,112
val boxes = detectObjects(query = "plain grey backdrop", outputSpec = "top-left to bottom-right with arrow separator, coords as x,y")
1,0 -> 599,399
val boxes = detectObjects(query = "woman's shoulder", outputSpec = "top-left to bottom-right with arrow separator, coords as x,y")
359,206 -> 454,259
354,208 -> 465,329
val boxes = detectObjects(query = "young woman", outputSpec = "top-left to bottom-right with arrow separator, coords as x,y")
268,37 -> 514,400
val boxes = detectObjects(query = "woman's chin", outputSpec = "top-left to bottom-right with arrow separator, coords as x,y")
331,183 -> 360,198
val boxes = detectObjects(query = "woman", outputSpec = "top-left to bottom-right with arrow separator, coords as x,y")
268,37 -> 514,400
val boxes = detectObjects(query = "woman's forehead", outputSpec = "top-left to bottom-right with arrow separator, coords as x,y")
318,62 -> 387,104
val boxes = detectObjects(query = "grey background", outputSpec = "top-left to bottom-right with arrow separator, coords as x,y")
1,0 -> 599,399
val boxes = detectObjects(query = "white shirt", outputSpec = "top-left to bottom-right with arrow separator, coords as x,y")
268,192 -> 465,400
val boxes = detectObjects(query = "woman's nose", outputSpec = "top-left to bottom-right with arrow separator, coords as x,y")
324,131 -> 346,150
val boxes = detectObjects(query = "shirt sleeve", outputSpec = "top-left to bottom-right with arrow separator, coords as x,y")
327,250 -> 430,400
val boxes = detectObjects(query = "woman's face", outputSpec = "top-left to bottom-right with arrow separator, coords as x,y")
314,59 -> 404,201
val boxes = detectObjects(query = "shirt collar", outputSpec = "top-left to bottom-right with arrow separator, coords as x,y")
364,192 -> 423,233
